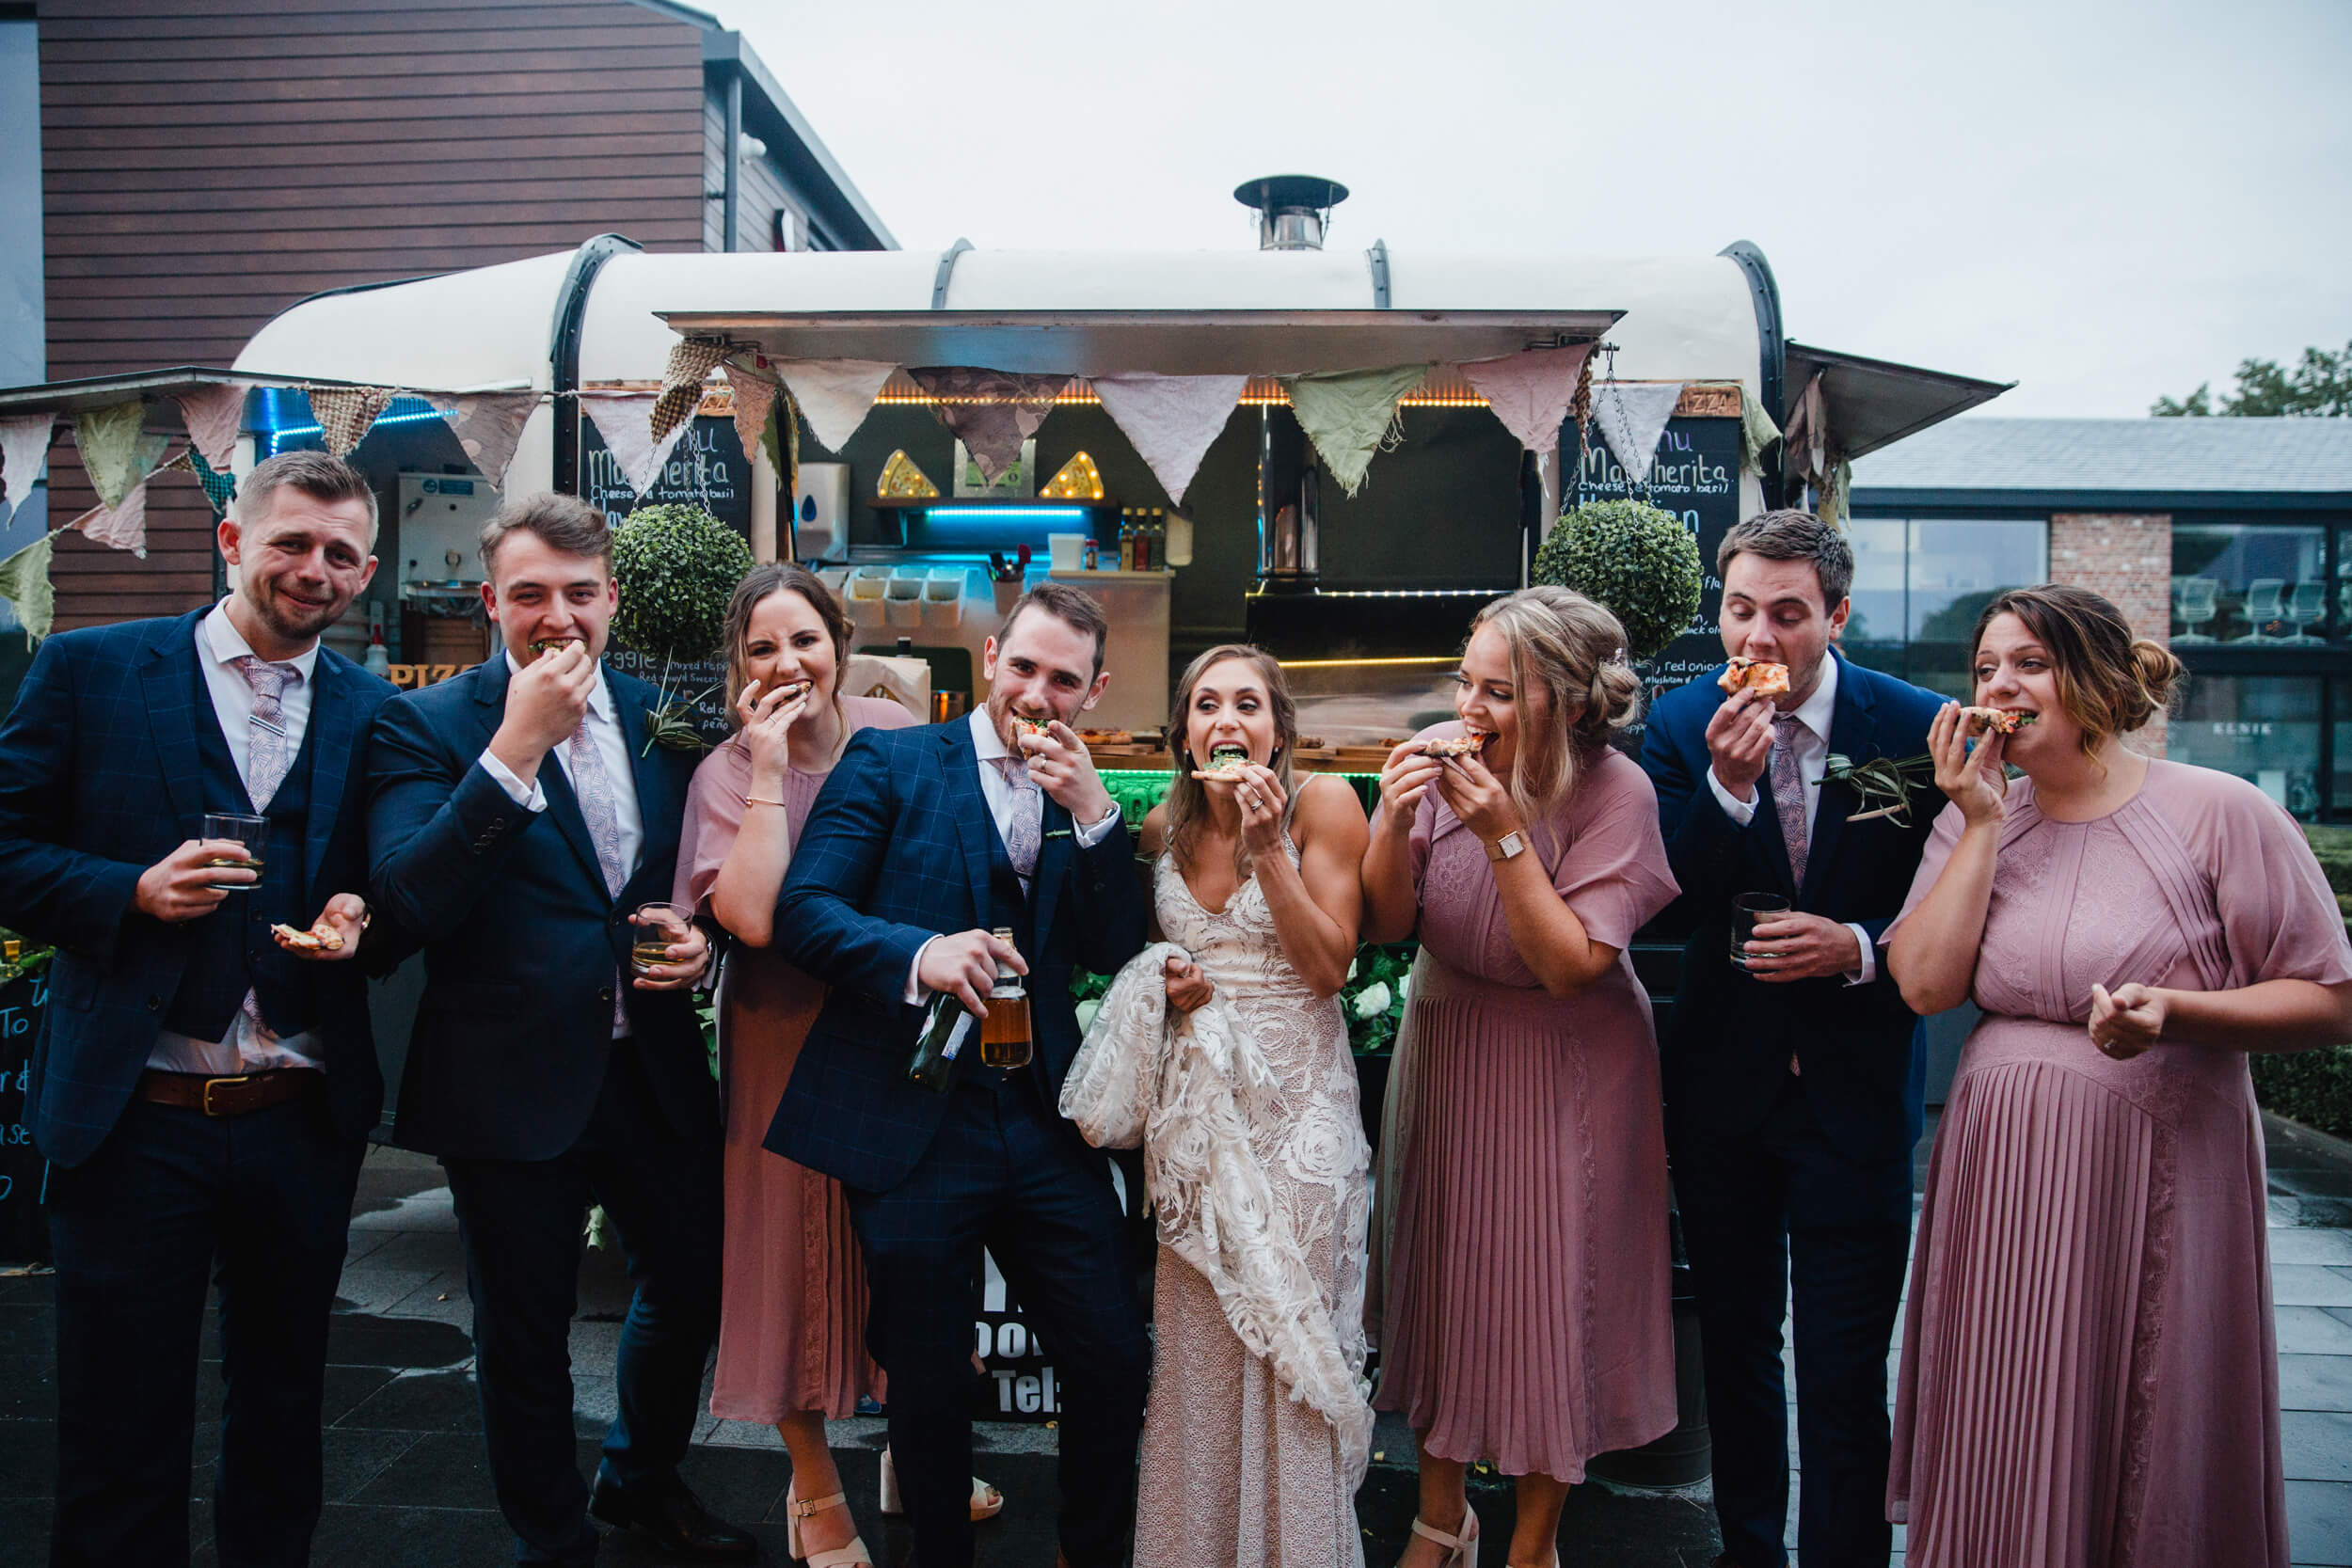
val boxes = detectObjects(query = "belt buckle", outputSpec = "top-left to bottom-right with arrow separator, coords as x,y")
200,1074 -> 252,1117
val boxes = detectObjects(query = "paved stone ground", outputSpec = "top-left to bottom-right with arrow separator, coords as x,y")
3,1108 -> 2348,1566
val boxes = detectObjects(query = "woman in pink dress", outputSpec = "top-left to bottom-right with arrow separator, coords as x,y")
1361,587 -> 1680,1568
675,564 -> 994,1568
1886,584 -> 2352,1568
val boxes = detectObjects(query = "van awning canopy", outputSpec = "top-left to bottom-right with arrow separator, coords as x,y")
650,309 -> 1621,379
1784,341 -> 2012,462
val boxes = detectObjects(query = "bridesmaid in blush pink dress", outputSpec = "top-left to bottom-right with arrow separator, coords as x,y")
1886,585 -> 2352,1568
675,565 -> 954,1568
1361,588 -> 1680,1568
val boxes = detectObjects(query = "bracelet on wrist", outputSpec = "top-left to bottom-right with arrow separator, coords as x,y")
745,796 -> 787,808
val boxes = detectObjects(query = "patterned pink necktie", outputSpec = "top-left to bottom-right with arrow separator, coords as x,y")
567,718 -> 631,1032
992,754 -> 1041,880
231,655 -> 300,808
1769,712 -> 1810,889
230,655 -> 300,1052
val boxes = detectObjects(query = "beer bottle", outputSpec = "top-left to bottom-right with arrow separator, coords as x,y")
979,927 -> 1033,1069
907,989 -> 978,1093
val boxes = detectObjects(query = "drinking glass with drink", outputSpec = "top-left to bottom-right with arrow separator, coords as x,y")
201,812 -> 267,892
631,901 -> 694,975
1730,892 -> 1791,970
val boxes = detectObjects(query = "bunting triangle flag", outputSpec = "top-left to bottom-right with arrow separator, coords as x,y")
1457,344 -> 1594,457
75,478 -> 151,557
720,364 -> 778,477
0,415 -> 50,511
421,391 -> 539,491
580,392 -> 689,499
0,532 -> 53,647
1739,387 -> 1781,476
1591,382 -> 1684,485
1089,373 -> 1247,505
775,357 -> 898,454
653,338 -> 729,444
305,386 -> 398,458
76,401 -> 169,510
1281,364 -> 1428,498
907,369 -> 1068,484
173,381 -> 249,473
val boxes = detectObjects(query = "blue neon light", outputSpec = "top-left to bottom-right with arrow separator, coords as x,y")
262,396 -> 453,456
917,507 -> 1093,521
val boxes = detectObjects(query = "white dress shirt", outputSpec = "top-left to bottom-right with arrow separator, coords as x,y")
1705,655 -> 1876,985
478,651 -> 646,882
902,708 -> 1124,1004
148,600 -> 326,1075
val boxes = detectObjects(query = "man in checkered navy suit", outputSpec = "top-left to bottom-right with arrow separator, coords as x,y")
0,451 -> 405,1568
769,580 -> 1152,1568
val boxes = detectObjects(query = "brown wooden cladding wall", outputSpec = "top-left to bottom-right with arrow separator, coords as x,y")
41,0 -> 710,629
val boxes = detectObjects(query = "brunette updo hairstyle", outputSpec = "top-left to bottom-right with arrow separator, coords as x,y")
719,563 -> 855,732
1469,586 -> 1644,828
1969,584 -> 2184,762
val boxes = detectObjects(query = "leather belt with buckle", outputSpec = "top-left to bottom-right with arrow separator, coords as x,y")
136,1069 -> 321,1117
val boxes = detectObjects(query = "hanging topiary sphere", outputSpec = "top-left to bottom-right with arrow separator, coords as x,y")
608,503 -> 755,661
1529,499 -> 1705,662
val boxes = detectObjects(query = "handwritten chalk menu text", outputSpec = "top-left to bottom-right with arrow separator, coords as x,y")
1568,416 -> 1742,709
581,416 -> 755,539
0,966 -> 50,1264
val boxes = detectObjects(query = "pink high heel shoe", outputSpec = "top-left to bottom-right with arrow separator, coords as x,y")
1407,1505 -> 1480,1567
783,1479 -> 871,1568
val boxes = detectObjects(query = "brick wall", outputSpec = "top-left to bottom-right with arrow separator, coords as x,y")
2048,512 -> 2171,754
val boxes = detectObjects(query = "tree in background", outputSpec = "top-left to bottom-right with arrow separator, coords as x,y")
2153,339 -> 2352,417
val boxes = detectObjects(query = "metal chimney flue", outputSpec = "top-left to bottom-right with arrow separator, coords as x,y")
1234,175 -> 1349,251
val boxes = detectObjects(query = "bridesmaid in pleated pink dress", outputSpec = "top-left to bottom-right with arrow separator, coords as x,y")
1886,585 -> 2352,1568
1362,588 -> 1680,1568
675,565 -> 928,1567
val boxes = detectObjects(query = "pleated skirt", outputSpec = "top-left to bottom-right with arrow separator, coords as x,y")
1367,950 -> 1677,1482
1890,1017 -> 2288,1568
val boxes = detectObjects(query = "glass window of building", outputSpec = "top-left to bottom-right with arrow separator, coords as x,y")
2169,523 -> 2328,644
1840,518 -> 2049,699
2170,673 -> 2324,819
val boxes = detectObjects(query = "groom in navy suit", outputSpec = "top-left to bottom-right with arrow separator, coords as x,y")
1643,510 -> 1945,1568
0,451 -> 403,1567
769,579 -> 1151,1568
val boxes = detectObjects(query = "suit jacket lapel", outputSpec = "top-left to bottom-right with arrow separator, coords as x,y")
1029,795 -> 1073,946
139,611 -> 211,835
303,654 -> 360,895
614,670 -> 672,885
473,654 -> 606,894
1804,651 -> 1876,903
1753,766 -> 1797,898
940,724 -> 996,925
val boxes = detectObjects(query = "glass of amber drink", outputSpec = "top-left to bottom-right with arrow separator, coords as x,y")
202,813 -> 267,892
632,902 -> 694,974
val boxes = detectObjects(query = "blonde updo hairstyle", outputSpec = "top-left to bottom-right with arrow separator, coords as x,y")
1969,584 -> 2183,768
1470,586 -> 1644,830
719,562 -> 855,735
1161,643 -> 1300,880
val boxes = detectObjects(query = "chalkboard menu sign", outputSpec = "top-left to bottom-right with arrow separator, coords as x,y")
581,415 -> 755,539
602,650 -> 735,752
0,963 -> 51,1265
1566,416 -> 1743,722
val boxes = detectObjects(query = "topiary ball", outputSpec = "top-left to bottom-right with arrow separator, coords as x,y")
1529,499 -> 1705,662
608,503 -> 755,661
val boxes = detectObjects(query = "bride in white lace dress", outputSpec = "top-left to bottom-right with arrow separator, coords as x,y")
1072,644 -> 1374,1568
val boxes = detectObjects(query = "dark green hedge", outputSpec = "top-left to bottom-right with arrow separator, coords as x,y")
2254,1046 -> 2352,1142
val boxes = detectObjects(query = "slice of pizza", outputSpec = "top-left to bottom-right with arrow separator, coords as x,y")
1418,727 -> 1498,760
1191,742 -> 1252,781
1719,656 -> 1791,698
528,636 -> 584,656
1961,705 -> 2034,735
270,922 -> 343,953
877,450 -> 940,499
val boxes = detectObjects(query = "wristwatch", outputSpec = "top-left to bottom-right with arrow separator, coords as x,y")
1484,830 -> 1527,863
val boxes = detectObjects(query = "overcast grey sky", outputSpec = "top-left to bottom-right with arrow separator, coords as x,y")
705,0 -> 2349,419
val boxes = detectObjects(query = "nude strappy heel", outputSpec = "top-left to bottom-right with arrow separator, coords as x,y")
1407,1505 -> 1480,1567
783,1481 -> 871,1568
877,1445 -> 1004,1521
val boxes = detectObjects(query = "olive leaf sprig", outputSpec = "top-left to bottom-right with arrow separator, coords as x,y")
1824,752 -> 1937,825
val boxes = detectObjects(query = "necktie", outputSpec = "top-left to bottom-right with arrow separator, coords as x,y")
1770,712 -> 1810,889
992,754 -> 1041,880
568,717 -> 631,1033
231,655 -> 300,808
229,655 -> 301,1054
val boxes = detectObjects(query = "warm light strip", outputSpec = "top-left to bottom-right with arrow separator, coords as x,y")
1273,655 -> 1459,669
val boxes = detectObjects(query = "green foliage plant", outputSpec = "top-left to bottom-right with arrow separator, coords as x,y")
609,503 -> 755,661
1530,499 -> 1705,662
2153,339 -> 2352,418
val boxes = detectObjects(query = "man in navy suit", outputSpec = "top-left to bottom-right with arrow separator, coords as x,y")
769,580 -> 1151,1568
1642,510 -> 1945,1568
0,451 -> 403,1567
366,494 -> 749,1565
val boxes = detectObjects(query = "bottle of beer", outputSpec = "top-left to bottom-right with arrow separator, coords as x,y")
907,988 -> 979,1093
979,927 -> 1033,1069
